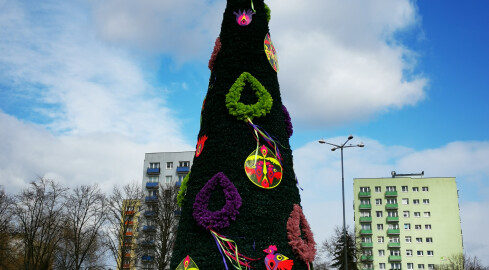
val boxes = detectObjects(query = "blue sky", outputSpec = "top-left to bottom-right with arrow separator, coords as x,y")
1,0 -> 488,265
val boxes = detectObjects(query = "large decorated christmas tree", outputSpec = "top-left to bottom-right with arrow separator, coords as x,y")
170,0 -> 316,269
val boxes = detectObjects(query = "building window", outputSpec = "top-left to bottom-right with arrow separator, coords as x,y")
402,198 -> 409,205
149,162 -> 160,168
413,199 -> 420,205
416,238 -> 423,243
423,199 -> 430,204
361,199 -> 371,205
360,211 -> 371,217
415,225 -> 422,230
391,263 -> 401,270
390,250 -> 400,256
377,224 -> 384,230
389,237 -> 400,243
403,211 -> 410,217
404,223 -> 411,230
417,251 -> 424,256
166,162 -> 173,169
405,236 -> 412,243
361,224 -> 371,230
426,237 -> 433,243
407,263 -> 414,269
412,187 -> 419,192
380,263 -> 386,270
422,187 -> 429,192
428,265 -> 435,270
406,250 -> 413,256
386,186 -> 396,191
424,212 -> 431,217
427,251 -> 434,256
388,224 -> 399,230
376,199 -> 382,205
148,176 -> 159,183
378,236 -> 384,243
378,250 -> 385,256
387,198 -> 397,204
362,236 -> 372,243
387,211 -> 398,217
375,186 -> 382,192
418,264 -> 425,269
165,176 -> 172,183
360,187 -> 370,192
414,212 -> 420,217
376,211 -> 383,218
402,186 -> 408,192
179,161 -> 190,167
178,175 -> 185,182
363,250 -> 373,256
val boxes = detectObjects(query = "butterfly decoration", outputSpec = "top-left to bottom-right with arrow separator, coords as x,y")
244,145 -> 282,189
175,255 -> 199,270
263,245 -> 294,270
233,9 -> 255,26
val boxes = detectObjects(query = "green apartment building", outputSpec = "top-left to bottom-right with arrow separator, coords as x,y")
353,175 -> 463,270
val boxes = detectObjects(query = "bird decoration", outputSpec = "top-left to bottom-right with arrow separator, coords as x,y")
263,245 -> 294,270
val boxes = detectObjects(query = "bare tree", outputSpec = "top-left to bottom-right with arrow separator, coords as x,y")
105,182 -> 143,270
435,253 -> 489,270
54,184 -> 108,270
12,178 -> 68,270
319,226 -> 360,270
140,182 -> 180,270
0,187 -> 18,269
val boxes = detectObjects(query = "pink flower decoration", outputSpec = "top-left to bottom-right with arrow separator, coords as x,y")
286,204 -> 317,263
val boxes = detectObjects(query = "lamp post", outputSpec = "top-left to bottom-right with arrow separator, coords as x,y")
319,135 -> 364,270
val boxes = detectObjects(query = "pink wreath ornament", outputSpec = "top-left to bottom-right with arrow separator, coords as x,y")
286,204 -> 316,268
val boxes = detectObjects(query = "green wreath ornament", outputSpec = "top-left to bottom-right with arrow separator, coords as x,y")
225,72 -> 273,121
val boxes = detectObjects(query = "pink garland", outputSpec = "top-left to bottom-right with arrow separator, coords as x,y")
286,204 -> 316,264
208,37 -> 221,71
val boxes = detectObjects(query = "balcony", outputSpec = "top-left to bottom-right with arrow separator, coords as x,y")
359,204 -> 372,210
146,182 -> 159,189
386,216 -> 399,222
124,220 -> 134,226
359,216 -> 372,223
140,240 -> 155,247
387,229 -> 400,235
147,167 -> 160,175
359,191 -> 371,198
386,203 -> 398,210
123,264 -> 131,269
361,255 -> 374,262
361,242 -> 373,248
388,242 -> 401,248
125,210 -> 135,216
124,253 -> 131,258
388,255 -> 402,262
175,181 -> 182,187
144,211 -> 155,217
142,225 -> 156,232
176,166 -> 190,173
125,232 -> 133,236
145,196 -> 158,203
360,229 -> 372,235
385,191 -> 398,197
142,255 -> 154,261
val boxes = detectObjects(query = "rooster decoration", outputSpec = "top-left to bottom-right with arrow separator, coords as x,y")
263,245 -> 294,270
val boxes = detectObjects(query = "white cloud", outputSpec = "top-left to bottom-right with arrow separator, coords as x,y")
0,1 -> 192,192
267,0 -> 428,125
295,137 -> 489,265
87,0 -> 226,63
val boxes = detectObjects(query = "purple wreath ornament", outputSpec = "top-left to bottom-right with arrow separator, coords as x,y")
193,172 -> 242,231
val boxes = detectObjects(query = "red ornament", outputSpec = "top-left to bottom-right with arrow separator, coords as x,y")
195,135 -> 208,157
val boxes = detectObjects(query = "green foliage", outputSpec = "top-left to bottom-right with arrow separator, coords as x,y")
177,172 -> 190,207
264,4 -> 271,22
321,226 -> 359,270
226,72 -> 273,121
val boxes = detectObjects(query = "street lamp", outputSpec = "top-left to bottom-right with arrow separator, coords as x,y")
319,135 -> 364,270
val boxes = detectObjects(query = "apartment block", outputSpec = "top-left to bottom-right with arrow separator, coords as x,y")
139,151 -> 194,270
354,175 -> 463,270
120,199 -> 141,270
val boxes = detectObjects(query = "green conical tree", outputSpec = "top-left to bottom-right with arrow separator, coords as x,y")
170,1 -> 316,269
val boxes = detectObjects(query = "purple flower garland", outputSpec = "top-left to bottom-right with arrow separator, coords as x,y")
193,172 -> 242,231
282,105 -> 293,138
